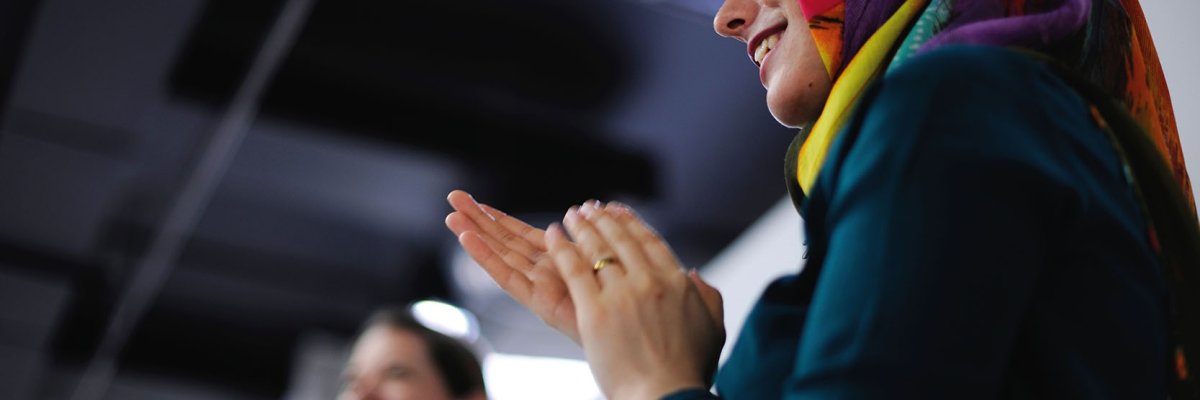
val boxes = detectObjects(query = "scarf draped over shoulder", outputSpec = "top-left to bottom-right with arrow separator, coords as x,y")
790,0 -> 1198,397
792,0 -> 1191,215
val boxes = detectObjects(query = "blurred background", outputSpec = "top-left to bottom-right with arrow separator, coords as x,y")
0,0 -> 1196,399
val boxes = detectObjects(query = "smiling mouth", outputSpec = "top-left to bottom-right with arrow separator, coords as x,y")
748,25 -> 786,67
753,33 -> 780,66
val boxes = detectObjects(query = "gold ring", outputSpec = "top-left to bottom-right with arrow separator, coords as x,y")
593,256 -> 615,272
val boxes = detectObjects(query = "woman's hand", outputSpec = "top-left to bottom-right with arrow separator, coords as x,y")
547,202 -> 725,399
444,190 -> 581,343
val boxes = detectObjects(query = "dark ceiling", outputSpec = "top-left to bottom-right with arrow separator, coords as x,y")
0,0 -> 795,398
172,0 -> 659,211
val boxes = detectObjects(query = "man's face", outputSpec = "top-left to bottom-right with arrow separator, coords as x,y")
339,326 -> 453,400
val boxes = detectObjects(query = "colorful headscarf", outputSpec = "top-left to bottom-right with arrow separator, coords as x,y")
790,0 -> 1199,397
793,0 -> 1192,214
793,0 -> 927,200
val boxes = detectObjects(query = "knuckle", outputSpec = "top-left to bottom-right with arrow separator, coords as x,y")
566,264 -> 589,278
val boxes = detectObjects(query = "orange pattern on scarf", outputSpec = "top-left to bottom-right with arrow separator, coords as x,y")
808,4 -> 846,77
1120,0 -> 1194,212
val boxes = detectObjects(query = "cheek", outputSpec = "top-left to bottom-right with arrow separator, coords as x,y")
378,381 -> 418,400
763,32 -> 832,128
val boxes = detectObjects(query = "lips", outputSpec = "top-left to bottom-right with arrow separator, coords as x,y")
754,33 -> 780,65
747,23 -> 787,67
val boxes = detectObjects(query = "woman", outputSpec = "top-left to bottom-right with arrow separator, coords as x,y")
445,0 -> 1200,398
339,307 -> 487,400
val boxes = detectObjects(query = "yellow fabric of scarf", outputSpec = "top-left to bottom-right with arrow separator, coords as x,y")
794,0 -> 928,195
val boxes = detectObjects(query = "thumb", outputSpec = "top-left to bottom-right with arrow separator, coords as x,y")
689,269 -> 724,329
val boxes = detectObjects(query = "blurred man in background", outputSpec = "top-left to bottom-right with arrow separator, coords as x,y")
338,306 -> 487,400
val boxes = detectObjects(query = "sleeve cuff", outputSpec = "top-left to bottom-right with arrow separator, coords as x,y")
660,387 -> 719,400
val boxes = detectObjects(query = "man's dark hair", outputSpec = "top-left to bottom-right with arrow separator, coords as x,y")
358,305 -> 486,397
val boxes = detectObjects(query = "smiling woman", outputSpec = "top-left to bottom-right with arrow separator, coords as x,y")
733,0 -> 831,127
445,0 -> 1200,399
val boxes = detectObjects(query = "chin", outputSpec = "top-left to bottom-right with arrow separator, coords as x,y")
767,102 -> 818,129
765,68 -> 832,128
771,113 -> 809,129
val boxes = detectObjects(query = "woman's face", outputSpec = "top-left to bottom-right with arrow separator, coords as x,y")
339,326 -> 453,400
714,0 -> 832,128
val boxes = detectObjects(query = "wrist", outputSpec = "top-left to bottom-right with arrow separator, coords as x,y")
611,377 -> 706,400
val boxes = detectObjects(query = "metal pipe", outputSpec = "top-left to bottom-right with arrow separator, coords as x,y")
68,0 -> 315,398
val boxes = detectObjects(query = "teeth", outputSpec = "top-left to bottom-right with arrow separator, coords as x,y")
754,43 -> 768,64
754,33 -> 780,65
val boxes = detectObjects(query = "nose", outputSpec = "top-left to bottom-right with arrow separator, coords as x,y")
713,0 -> 756,41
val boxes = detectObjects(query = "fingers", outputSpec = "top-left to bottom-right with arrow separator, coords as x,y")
689,269 -> 725,328
607,203 -> 681,270
546,223 -> 599,305
563,202 -> 624,278
457,231 -> 534,300
446,190 -> 542,259
446,212 -> 534,272
480,203 -> 547,251
527,266 -> 581,344
577,202 -> 655,282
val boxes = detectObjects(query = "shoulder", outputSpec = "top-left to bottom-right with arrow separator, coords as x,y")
817,45 -> 1109,203
882,45 -> 1056,96
863,45 -> 1083,131
842,45 -> 1093,160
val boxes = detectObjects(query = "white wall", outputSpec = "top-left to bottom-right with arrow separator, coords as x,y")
1143,0 -> 1200,205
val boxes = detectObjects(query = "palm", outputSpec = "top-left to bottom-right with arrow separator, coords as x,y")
445,190 -> 581,343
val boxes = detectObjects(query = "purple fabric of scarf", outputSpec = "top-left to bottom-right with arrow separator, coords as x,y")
837,0 -> 1091,75
922,0 -> 1091,51
840,0 -> 907,75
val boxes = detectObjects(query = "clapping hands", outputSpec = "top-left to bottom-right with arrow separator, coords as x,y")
445,190 -> 582,343
445,190 -> 725,398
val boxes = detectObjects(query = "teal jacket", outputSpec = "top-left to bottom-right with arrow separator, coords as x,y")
666,46 -> 1167,399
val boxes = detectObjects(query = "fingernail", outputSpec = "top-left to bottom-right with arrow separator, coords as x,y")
579,202 -> 594,217
607,201 -> 630,215
551,222 -> 574,242
472,203 -> 492,221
